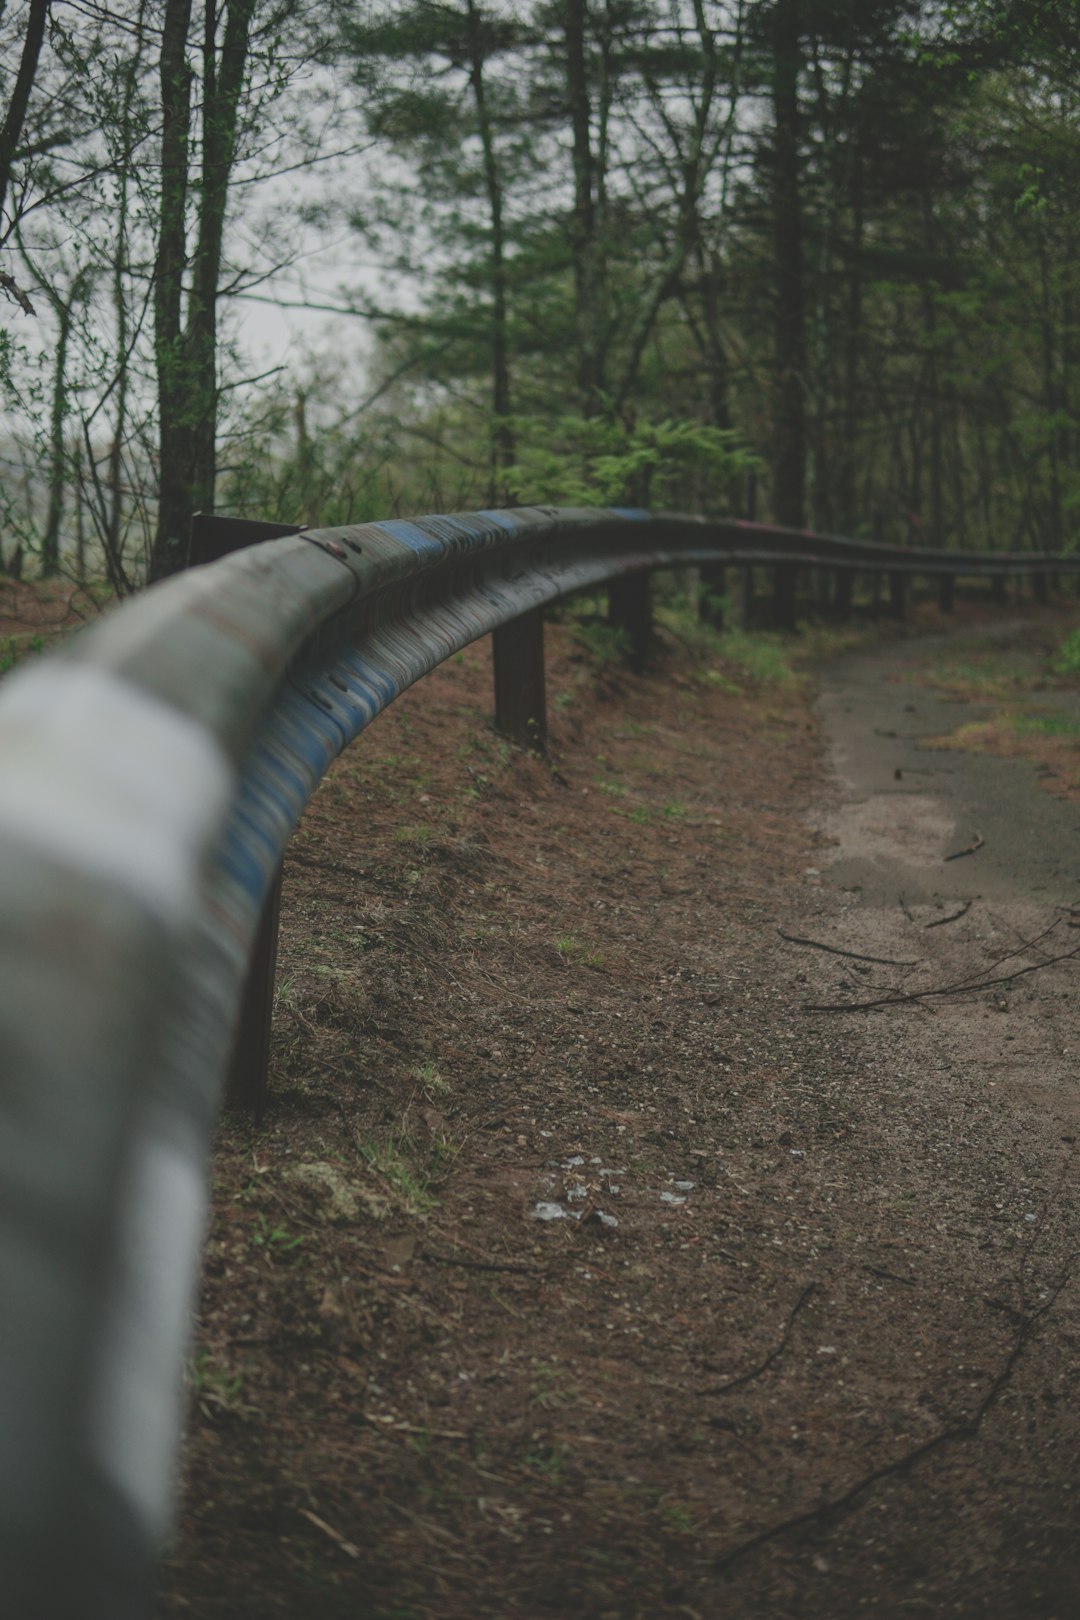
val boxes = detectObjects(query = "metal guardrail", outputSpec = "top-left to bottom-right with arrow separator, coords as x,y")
0,505 -> 1074,1618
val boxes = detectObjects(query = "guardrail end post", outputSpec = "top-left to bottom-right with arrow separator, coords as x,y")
226,861 -> 283,1120
939,573 -> 955,613
493,607 -> 547,752
834,569 -> 853,621
888,571 -> 907,620
1033,570 -> 1049,604
608,571 -> 651,672
772,563 -> 797,632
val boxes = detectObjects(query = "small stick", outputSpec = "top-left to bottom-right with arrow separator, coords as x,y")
298,1509 -> 360,1559
777,929 -> 918,967
864,1265 -> 916,1287
702,1283 -> 816,1395
713,1270 -> 1071,1575
944,832 -> 984,862
804,939 -> 1080,1013
926,900 -> 972,929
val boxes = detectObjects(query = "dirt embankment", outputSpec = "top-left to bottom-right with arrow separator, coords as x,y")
161,606 -> 1080,1620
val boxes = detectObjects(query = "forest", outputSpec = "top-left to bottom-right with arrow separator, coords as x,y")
0,0 -> 1076,590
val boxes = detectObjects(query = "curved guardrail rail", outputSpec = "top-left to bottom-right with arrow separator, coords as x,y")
0,505 -> 1073,1618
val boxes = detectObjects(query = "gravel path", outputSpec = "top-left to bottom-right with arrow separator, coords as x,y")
162,615 -> 1080,1620
773,618 -> 1080,1619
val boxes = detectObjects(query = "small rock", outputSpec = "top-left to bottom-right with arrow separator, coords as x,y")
284,1161 -> 387,1223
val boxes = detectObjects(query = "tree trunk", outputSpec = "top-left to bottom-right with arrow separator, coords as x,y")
186,0 -> 258,525
152,0 -> 195,580
41,290 -> 74,576
152,0 -> 255,582
770,0 -> 806,529
565,0 -> 604,412
0,0 -> 49,233
465,0 -> 515,502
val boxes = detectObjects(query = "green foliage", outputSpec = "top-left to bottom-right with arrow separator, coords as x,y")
555,932 -> 606,970
1054,629 -> 1080,675
356,1130 -> 444,1216
569,615 -> 632,673
508,412 -> 759,510
0,633 -> 45,677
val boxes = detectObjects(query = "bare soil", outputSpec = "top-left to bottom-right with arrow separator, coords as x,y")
0,573 -> 104,657
159,602 -> 1080,1620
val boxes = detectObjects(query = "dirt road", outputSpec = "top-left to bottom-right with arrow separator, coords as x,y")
162,611 -> 1080,1620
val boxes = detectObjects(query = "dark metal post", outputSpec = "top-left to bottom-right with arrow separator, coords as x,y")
939,573 -> 955,613
698,562 -> 725,628
608,570 -> 652,672
492,608 -> 547,752
189,511 -> 303,567
888,570 -> 906,619
834,569 -> 853,621
992,573 -> 1007,604
1033,570 -> 1048,604
773,563 -> 797,632
189,513 -> 302,1116
229,862 -> 283,1118
738,566 -> 754,626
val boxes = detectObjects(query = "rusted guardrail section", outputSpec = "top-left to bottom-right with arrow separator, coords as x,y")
0,504 -> 1073,1619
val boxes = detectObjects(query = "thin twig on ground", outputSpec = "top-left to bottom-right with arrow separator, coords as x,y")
944,832 -> 984,862
805,936 -> 1078,1014
702,1283 -> 817,1395
778,929 -> 919,967
713,1267 -> 1072,1574
926,901 -> 972,929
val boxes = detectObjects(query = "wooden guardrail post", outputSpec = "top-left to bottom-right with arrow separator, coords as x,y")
738,566 -> 754,626
608,571 -> 652,672
773,563 -> 797,631
1033,570 -> 1049,604
492,608 -> 547,752
992,573 -> 1007,604
939,573 -> 955,613
699,562 -> 725,628
834,569 -> 853,621
888,570 -> 907,619
189,513 -> 302,1117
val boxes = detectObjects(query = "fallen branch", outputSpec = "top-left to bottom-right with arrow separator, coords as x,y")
777,930 -> 918,968
944,832 -> 984,862
702,1283 -> 817,1395
864,1265 -> 916,1287
298,1509 -> 360,1559
926,901 -> 972,929
713,1268 -> 1071,1574
804,937 -> 1079,1013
